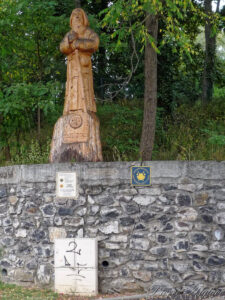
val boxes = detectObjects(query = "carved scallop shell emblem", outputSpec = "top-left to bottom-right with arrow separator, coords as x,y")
69,114 -> 83,129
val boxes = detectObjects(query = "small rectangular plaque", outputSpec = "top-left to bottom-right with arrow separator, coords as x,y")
56,172 -> 78,198
131,166 -> 151,186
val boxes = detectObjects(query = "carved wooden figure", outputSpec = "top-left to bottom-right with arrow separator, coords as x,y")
50,8 -> 103,162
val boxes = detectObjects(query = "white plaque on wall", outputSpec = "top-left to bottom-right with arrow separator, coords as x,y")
54,238 -> 98,296
56,172 -> 78,199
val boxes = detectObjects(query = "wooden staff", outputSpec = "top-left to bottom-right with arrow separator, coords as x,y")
75,49 -> 87,113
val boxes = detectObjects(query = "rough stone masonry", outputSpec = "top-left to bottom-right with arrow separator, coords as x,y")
0,161 -> 225,295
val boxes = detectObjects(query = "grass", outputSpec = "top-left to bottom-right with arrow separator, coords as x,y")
0,281 -> 58,300
0,281 -> 102,300
0,281 -> 139,300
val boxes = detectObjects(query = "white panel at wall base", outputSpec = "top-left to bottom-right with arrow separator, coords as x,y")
55,268 -> 98,295
54,238 -> 98,296
55,268 -> 76,294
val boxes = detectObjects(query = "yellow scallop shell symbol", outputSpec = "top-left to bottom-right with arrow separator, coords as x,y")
137,171 -> 146,181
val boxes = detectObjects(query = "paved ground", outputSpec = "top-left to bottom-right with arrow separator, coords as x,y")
57,294 -> 225,300
94,296 -> 225,300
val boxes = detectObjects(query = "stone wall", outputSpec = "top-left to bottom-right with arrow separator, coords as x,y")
0,161 -> 225,295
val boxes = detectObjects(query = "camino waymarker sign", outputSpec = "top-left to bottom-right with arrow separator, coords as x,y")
131,166 -> 151,186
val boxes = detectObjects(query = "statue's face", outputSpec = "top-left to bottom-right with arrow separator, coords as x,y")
71,10 -> 83,29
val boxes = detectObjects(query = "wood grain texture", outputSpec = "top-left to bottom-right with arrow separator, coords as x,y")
49,112 -> 102,162
50,8 -> 102,162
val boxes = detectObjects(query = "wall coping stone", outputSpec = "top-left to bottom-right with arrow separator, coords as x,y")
0,161 -> 224,185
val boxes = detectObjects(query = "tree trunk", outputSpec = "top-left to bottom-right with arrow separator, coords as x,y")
4,144 -> 11,161
16,129 -> 21,155
37,106 -> 41,139
216,0 -> 221,12
202,0 -> 218,103
140,13 -> 158,160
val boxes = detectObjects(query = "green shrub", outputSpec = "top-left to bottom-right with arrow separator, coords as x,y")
12,139 -> 51,165
97,100 -> 143,161
154,93 -> 225,160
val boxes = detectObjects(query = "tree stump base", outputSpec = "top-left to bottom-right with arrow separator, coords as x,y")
49,111 -> 103,162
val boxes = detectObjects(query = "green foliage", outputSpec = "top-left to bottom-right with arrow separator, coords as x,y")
213,86 -> 225,102
95,0 -> 200,101
215,58 -> 225,87
97,95 -> 225,162
154,90 -> 225,161
100,0 -> 199,55
12,139 -> 51,165
0,0 -> 224,164
0,81 -> 61,152
0,0 -> 67,85
158,42 -> 204,109
97,100 -> 143,161
203,129 -> 225,146
0,0 -> 67,161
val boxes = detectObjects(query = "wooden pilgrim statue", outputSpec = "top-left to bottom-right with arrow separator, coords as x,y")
50,8 -> 103,162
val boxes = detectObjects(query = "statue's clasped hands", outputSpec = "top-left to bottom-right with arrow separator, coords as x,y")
68,31 -> 79,52
68,31 -> 78,43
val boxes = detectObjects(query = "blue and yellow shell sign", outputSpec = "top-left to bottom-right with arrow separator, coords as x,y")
131,166 -> 151,186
